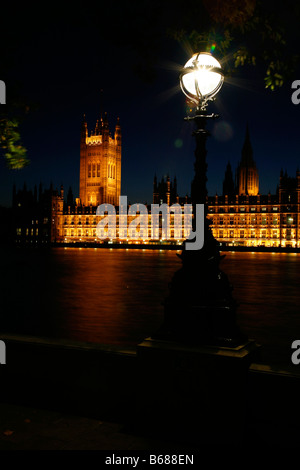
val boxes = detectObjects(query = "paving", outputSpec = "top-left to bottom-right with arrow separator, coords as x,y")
0,401 -> 199,452
1,335 -> 300,453
0,399 -> 300,453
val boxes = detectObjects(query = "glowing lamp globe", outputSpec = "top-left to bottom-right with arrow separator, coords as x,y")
180,52 -> 224,105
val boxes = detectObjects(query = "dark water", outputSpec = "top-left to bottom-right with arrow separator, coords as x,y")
1,247 -> 300,367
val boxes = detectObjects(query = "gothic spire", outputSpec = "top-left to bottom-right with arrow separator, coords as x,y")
241,123 -> 255,167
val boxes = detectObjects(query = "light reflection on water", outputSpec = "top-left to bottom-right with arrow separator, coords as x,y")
1,247 -> 300,366
0,247 -> 181,346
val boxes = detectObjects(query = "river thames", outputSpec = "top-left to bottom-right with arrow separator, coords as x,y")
1,247 -> 300,368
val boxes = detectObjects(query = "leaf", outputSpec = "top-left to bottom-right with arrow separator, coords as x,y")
0,118 -> 29,169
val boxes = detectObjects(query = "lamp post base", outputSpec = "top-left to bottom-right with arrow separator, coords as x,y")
154,222 -> 246,347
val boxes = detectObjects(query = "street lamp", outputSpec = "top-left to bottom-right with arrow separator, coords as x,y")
157,52 -> 246,346
138,53 -> 256,445
180,52 -> 224,109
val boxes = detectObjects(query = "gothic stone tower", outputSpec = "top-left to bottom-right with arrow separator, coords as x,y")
79,113 -> 121,206
236,124 -> 259,196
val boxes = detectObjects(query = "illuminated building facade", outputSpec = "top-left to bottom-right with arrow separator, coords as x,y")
12,183 -> 64,244
11,121 -> 300,248
206,127 -> 300,248
207,170 -> 300,248
52,115 -> 191,244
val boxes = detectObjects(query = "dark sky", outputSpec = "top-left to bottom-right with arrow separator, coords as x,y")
1,2 -> 300,207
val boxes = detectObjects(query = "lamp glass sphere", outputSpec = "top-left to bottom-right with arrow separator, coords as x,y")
180,52 -> 224,104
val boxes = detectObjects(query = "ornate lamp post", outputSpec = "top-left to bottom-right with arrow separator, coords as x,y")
137,54 -> 258,445
159,52 -> 246,346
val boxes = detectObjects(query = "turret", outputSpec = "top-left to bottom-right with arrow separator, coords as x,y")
34,184 -> 37,204
171,175 -> 178,204
39,182 -> 43,202
237,124 -> 259,196
153,174 -> 158,204
166,174 -> 170,205
223,161 -> 235,197
102,112 -> 109,143
115,117 -> 121,140
81,115 -> 88,150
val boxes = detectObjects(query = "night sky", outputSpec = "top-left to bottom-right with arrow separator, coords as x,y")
1,2 -> 300,208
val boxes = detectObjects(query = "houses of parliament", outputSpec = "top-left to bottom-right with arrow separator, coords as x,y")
11,115 -> 300,249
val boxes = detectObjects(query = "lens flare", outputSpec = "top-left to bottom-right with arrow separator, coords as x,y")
212,121 -> 234,142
